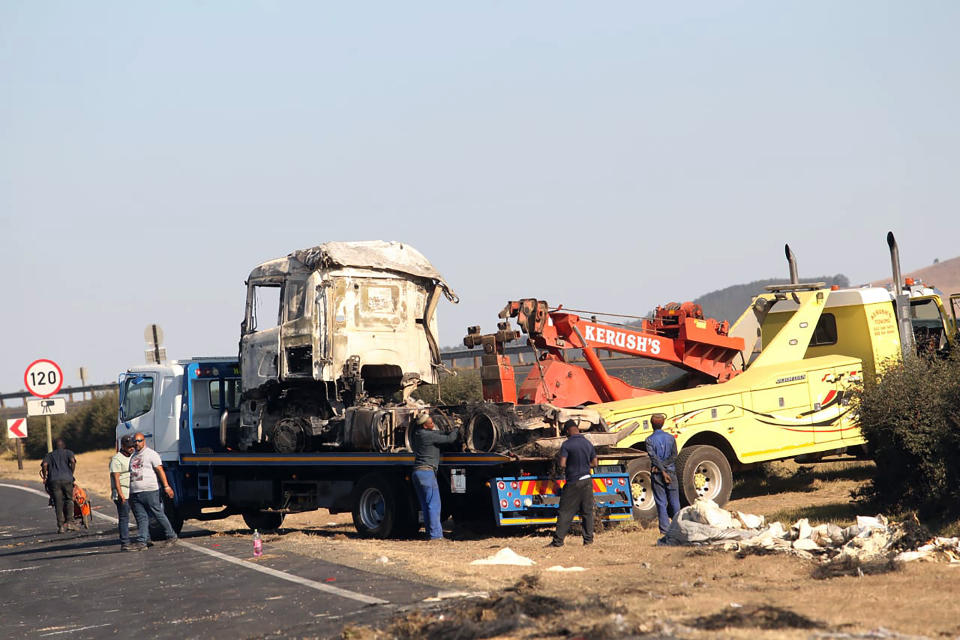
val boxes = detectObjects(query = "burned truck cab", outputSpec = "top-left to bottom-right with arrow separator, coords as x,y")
237,241 -> 458,452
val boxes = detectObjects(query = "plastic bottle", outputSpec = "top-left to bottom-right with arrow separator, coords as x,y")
253,529 -> 262,557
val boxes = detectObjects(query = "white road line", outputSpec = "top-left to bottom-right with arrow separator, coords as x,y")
0,566 -> 41,573
39,624 -> 112,636
0,483 -> 389,606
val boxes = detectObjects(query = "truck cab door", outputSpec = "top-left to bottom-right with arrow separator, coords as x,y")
240,281 -> 282,391
118,373 -> 157,445
950,294 -> 960,346
909,296 -> 952,355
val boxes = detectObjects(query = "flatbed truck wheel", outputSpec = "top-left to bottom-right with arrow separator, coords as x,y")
241,511 -> 284,532
351,473 -> 404,539
676,445 -> 733,507
625,457 -> 657,522
149,498 -> 186,538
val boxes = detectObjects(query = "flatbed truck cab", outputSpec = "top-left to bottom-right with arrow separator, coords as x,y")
117,358 -> 633,537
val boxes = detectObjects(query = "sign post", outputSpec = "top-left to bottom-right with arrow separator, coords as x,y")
6,418 -> 27,470
24,359 -> 64,453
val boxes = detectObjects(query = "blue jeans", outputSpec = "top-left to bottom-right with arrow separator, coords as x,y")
115,498 -> 131,546
412,469 -> 443,539
651,470 -> 681,534
129,490 -> 176,544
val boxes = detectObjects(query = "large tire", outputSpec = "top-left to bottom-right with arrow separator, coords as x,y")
676,445 -> 733,507
149,496 -> 185,538
625,457 -> 657,523
351,473 -> 405,539
241,510 -> 284,532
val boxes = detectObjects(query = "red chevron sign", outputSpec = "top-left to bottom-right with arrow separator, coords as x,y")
6,418 -> 27,439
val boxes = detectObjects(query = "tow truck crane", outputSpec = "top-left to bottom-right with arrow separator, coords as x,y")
464,299 -> 745,408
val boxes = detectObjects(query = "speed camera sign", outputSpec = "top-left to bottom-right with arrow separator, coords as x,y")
24,359 -> 64,398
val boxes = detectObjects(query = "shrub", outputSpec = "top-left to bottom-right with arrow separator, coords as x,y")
853,352 -> 960,518
22,393 -> 118,459
412,370 -> 483,405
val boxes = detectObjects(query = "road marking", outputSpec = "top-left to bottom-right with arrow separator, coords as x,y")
39,624 -> 112,636
0,483 -> 389,606
0,566 -> 41,573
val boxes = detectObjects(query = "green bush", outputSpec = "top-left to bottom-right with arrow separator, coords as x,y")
22,393 -> 118,458
413,370 -> 483,405
854,352 -> 960,517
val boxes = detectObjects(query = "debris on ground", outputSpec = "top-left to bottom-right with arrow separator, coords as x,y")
545,565 -> 585,572
661,498 -> 960,574
686,604 -> 826,631
340,576 -> 632,640
469,547 -> 536,566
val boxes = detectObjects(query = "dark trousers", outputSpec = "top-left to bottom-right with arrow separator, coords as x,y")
115,499 -> 131,546
651,470 -> 681,534
129,491 -> 176,543
552,477 -> 595,545
49,479 -> 74,528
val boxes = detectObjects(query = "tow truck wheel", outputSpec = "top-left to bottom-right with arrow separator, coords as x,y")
676,445 -> 733,507
241,511 -> 284,532
625,458 -> 657,522
352,474 -> 402,539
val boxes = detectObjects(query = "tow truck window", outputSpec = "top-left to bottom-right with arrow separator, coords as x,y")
251,285 -> 281,331
809,313 -> 837,347
209,379 -> 241,410
121,376 -> 154,420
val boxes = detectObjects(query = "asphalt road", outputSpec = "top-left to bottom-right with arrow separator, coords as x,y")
0,483 -> 441,639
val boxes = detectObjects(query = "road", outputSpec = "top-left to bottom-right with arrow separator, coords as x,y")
0,483 -> 440,639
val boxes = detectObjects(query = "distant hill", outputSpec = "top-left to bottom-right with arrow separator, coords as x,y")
871,254 -> 960,296
692,274 -> 850,323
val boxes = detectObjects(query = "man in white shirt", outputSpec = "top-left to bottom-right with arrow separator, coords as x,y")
109,435 -> 136,551
128,432 -> 178,549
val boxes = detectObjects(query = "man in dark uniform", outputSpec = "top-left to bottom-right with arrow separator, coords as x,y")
410,413 -> 459,541
645,413 -> 680,537
40,438 -> 77,534
548,420 -> 598,547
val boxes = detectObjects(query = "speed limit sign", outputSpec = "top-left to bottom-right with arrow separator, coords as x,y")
24,359 -> 64,398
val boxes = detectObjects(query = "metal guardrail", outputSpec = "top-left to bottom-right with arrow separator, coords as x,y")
0,383 -> 117,409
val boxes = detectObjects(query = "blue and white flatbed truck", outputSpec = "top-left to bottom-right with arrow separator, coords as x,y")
116,358 -> 634,538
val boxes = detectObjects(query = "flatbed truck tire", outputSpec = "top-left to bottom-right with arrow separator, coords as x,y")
625,457 -> 657,523
242,511 -> 284,532
352,473 -> 404,539
149,498 -> 185,538
676,445 -> 733,507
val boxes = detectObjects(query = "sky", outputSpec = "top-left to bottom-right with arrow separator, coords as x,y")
2,2 -> 959,392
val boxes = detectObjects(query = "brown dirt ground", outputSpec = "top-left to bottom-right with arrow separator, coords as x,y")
4,451 -> 959,638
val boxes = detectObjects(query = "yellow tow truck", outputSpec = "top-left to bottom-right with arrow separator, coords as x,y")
601,233 -> 959,518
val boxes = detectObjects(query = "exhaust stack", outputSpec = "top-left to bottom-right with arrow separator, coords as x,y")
784,244 -> 799,284
887,231 -> 915,357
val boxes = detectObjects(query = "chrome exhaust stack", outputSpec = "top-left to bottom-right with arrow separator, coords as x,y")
785,244 -> 799,284
887,231 -> 915,357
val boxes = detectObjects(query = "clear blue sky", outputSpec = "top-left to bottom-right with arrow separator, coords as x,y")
2,2 -> 959,392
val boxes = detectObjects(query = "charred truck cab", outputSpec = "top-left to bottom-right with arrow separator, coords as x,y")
238,241 -> 459,453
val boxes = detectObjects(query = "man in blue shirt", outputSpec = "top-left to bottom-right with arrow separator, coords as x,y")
548,420 -> 598,547
645,414 -> 680,536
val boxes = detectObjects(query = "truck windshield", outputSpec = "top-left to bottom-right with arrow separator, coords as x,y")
121,375 -> 154,420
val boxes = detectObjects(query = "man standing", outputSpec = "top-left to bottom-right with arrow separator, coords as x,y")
128,432 -> 178,549
40,438 -> 77,534
645,413 -> 680,537
410,413 -> 459,541
549,420 -> 598,547
110,435 -> 136,551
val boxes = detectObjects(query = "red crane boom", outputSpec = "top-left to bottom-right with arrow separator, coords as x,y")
464,299 -> 744,407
